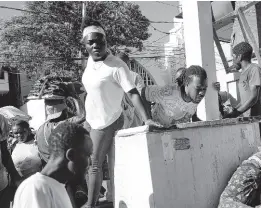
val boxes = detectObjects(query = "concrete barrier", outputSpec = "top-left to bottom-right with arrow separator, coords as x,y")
113,117 -> 260,208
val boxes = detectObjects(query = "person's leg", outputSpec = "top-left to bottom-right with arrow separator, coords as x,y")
107,114 -> 124,205
86,115 -> 123,208
0,185 -> 16,208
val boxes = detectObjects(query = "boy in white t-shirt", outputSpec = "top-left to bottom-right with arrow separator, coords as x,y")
13,122 -> 93,208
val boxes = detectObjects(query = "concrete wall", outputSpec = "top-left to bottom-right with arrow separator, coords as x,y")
113,118 -> 260,208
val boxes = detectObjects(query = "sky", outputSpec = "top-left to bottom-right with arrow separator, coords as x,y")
0,1 -> 179,47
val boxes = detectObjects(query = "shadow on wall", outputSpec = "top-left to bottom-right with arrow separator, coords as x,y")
119,201 -> 128,208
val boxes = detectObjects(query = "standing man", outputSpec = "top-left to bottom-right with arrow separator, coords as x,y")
223,42 -> 261,118
13,122 -> 93,208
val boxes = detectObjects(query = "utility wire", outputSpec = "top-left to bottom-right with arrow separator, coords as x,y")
0,5 -> 178,24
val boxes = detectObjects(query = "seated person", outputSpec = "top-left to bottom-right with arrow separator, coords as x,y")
141,65 -> 207,127
218,151 -> 261,208
10,120 -> 42,178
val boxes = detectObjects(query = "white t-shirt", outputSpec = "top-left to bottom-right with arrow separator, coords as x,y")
0,115 -> 9,192
13,172 -> 72,208
82,54 -> 135,129
145,84 -> 198,127
12,140 -> 42,178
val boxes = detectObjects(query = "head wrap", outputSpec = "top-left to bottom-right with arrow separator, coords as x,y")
82,25 -> 106,39
233,42 -> 253,56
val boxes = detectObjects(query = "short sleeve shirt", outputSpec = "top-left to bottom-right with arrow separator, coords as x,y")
0,115 -> 9,191
13,172 -> 72,208
239,63 -> 261,117
144,84 -> 198,127
82,54 -> 135,129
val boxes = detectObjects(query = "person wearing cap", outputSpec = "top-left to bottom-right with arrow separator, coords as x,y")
81,20 -> 162,208
116,52 -> 145,128
223,42 -> 261,118
36,83 -> 85,165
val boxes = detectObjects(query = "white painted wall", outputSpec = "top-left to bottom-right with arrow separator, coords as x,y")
114,121 -> 260,208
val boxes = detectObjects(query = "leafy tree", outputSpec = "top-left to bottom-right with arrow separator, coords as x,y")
0,1 -> 150,80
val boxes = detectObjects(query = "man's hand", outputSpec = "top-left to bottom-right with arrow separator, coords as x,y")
223,108 -> 242,119
223,104 -> 234,115
145,119 -> 163,128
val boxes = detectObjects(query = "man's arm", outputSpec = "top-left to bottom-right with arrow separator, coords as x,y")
1,140 -> 22,185
237,85 -> 260,113
127,88 -> 151,123
127,88 -> 162,127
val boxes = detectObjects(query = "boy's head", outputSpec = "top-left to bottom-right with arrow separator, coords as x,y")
48,122 -> 93,177
11,120 -> 31,143
232,42 -> 253,70
81,20 -> 108,61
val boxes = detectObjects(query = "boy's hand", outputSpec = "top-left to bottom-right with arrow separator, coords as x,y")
223,108 -> 242,119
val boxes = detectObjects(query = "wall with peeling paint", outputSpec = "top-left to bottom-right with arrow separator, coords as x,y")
113,118 -> 260,208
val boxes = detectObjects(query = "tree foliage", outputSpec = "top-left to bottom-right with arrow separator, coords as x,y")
0,1 -> 150,80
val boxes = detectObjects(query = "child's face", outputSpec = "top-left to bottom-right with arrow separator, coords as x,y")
186,76 -> 207,104
12,125 -> 29,143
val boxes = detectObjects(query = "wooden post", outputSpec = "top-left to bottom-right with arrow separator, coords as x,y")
183,1 -> 220,121
211,9 -> 230,73
213,28 -> 230,73
237,15 -> 249,43
237,7 -> 261,66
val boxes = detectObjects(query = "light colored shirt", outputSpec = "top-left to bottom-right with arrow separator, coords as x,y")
13,172 -> 72,208
0,115 -> 9,192
122,71 -> 145,129
144,84 -> 198,127
82,54 -> 135,129
238,63 -> 261,117
12,140 -> 42,178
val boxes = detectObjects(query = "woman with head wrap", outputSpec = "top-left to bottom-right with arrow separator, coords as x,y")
81,20 -> 161,207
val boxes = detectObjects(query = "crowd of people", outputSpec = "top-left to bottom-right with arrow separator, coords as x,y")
0,19 -> 260,208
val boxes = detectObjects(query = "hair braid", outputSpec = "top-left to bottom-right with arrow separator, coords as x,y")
176,65 -> 207,87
